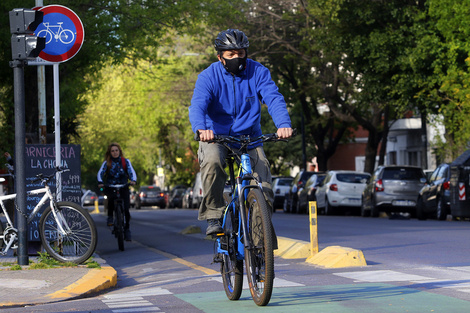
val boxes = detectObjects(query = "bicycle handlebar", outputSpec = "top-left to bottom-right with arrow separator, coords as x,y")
104,183 -> 130,189
194,129 -> 297,144
33,167 -> 70,184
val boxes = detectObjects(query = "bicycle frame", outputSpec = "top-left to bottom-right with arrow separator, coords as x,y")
0,179 -> 70,255
218,153 -> 264,259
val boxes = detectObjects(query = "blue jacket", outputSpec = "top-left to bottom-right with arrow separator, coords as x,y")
189,59 -> 291,144
97,157 -> 137,185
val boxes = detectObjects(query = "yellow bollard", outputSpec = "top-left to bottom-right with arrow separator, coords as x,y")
309,201 -> 319,256
91,200 -> 100,214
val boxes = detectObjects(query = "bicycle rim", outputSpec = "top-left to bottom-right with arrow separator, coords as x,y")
115,205 -> 125,251
244,189 -> 274,306
0,220 -> 4,249
221,202 -> 243,300
39,202 -> 97,264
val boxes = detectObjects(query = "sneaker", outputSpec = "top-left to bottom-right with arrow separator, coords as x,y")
206,219 -> 223,236
107,217 -> 113,226
124,229 -> 132,241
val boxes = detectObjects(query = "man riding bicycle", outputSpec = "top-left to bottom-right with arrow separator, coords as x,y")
188,29 -> 293,236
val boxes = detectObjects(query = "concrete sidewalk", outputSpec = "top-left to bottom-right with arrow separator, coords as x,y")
0,254 -> 116,308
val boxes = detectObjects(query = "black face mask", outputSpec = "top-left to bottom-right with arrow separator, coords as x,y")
222,56 -> 247,75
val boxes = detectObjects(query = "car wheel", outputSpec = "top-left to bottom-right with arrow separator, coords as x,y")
436,197 -> 447,220
283,198 -> 290,213
416,197 -> 427,220
295,199 -> 301,214
370,204 -> 379,217
361,197 -> 370,217
324,197 -> 334,215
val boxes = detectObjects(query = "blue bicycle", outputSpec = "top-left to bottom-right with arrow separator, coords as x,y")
199,132 -> 287,306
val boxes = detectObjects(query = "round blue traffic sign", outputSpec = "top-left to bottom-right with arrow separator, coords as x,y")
34,5 -> 84,63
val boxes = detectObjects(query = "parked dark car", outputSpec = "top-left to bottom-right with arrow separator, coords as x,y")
296,172 -> 326,214
169,186 -> 186,208
135,185 -> 167,209
417,163 -> 451,220
283,171 -> 315,213
182,187 -> 193,209
361,165 -> 426,217
272,176 -> 294,212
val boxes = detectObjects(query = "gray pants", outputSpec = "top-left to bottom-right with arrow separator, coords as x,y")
197,142 -> 273,221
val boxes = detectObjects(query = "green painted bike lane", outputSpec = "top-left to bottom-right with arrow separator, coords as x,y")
176,283 -> 469,312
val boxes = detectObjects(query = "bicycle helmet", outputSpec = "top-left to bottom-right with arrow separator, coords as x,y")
214,29 -> 249,53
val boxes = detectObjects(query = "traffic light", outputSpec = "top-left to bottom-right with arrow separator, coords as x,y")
9,8 -> 46,60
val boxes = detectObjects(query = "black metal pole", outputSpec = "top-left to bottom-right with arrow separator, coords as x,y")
11,59 -> 28,266
301,113 -> 307,171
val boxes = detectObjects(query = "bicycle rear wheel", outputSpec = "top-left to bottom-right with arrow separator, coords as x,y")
39,201 -> 97,264
114,203 -> 125,251
221,193 -> 243,300
244,189 -> 274,306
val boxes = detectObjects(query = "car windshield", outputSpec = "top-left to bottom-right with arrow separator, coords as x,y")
141,186 -> 161,192
336,173 -> 369,183
277,178 -> 293,186
382,168 -> 424,180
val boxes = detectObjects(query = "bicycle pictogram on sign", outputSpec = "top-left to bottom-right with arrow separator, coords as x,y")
37,22 -> 75,45
33,5 -> 84,63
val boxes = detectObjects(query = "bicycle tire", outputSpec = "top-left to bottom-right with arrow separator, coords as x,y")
0,220 -> 4,249
221,193 -> 243,300
244,189 -> 274,306
115,202 -> 125,251
39,201 -> 97,264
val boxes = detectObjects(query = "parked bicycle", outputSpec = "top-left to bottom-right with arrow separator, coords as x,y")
197,132 -> 290,306
0,167 -> 97,264
104,183 -> 129,251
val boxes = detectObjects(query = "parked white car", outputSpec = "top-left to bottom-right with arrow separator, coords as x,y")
315,170 -> 370,215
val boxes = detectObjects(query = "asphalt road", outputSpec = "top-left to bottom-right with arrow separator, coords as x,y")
4,206 -> 470,312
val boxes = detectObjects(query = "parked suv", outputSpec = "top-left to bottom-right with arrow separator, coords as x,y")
135,185 -> 167,209
283,171 -> 315,213
361,165 -> 426,217
417,163 -> 451,220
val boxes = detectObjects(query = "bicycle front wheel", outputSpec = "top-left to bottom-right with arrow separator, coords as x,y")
221,194 -> 243,300
244,189 -> 274,306
114,203 -> 125,251
39,201 -> 97,264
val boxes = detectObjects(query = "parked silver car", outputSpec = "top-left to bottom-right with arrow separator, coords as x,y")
361,165 -> 426,217
315,171 -> 370,215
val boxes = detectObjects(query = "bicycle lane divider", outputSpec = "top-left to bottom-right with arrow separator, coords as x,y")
132,241 -> 219,276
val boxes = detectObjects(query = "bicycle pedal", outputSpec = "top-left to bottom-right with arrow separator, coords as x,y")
212,253 -> 223,263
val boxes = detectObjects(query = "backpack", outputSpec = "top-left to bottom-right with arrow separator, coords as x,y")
120,157 -> 127,172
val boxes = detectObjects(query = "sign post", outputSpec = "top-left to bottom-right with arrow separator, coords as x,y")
30,5 -> 84,200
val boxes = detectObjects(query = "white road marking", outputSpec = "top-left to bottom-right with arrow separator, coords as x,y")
334,270 -> 433,282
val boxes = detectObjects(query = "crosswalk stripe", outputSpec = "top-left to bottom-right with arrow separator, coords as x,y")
112,307 -> 162,312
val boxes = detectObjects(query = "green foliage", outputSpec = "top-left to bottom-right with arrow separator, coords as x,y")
76,41 -> 206,189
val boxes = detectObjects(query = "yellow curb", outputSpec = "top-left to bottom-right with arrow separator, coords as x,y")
306,245 -> 367,268
47,266 -> 117,300
275,236 -> 311,259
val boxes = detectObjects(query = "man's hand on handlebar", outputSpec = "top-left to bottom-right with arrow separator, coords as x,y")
197,129 -> 214,142
130,181 -> 136,186
277,127 -> 293,139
